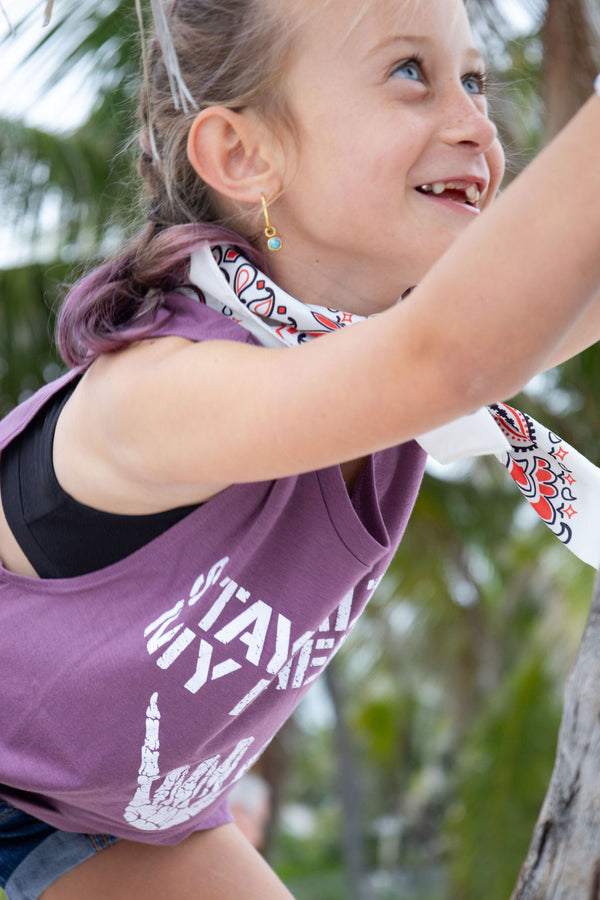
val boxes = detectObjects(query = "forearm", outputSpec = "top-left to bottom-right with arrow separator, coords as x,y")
404,92 -> 600,408
542,287 -> 600,370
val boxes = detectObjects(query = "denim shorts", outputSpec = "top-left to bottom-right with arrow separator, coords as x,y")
0,799 -> 119,900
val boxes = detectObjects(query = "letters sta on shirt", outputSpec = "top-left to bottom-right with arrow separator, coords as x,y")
143,556 -> 380,718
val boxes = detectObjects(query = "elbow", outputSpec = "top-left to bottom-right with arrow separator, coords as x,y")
427,335 -> 542,415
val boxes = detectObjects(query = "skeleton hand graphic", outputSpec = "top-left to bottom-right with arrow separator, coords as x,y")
123,692 -> 257,831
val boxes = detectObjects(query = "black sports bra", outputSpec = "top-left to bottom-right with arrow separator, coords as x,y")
0,381 -> 199,579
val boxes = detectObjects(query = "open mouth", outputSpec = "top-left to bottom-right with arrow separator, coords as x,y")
416,181 -> 481,209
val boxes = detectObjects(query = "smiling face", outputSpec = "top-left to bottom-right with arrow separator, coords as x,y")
265,0 -> 505,313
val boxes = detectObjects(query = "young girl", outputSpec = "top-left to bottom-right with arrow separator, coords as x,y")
1,1 -> 600,897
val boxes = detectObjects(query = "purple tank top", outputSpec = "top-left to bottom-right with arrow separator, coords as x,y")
0,293 -> 426,843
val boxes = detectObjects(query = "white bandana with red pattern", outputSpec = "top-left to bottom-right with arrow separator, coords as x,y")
184,244 -> 600,569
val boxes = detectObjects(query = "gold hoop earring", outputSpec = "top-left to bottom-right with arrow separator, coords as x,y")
261,194 -> 283,252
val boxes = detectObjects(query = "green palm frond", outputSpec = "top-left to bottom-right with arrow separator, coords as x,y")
8,0 -> 139,92
0,99 -> 136,260
0,260 -> 67,413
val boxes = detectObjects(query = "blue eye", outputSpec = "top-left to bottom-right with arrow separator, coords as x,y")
392,56 -> 424,82
463,71 -> 487,95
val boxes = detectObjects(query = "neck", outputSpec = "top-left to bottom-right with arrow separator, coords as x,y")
265,250 -> 411,315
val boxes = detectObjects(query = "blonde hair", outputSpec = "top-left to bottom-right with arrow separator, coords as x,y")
58,0 -> 302,366
138,0 -> 299,231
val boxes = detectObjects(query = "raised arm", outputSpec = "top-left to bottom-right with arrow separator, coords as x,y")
542,286 -> 600,370
65,94 -> 600,503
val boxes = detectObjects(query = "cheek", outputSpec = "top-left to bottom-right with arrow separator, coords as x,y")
484,138 -> 506,207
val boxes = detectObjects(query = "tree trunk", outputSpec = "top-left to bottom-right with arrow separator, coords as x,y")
254,723 -> 295,860
543,0 -> 600,139
511,568 -> 600,899
324,660 -> 368,900
508,9 -> 600,892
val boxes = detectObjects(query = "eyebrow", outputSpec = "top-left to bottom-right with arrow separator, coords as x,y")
368,34 -> 487,68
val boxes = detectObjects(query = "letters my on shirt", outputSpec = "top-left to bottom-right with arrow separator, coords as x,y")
143,556 -> 366,717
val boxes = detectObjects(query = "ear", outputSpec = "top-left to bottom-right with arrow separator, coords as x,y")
187,107 -> 282,204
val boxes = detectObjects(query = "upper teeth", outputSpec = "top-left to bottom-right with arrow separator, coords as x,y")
419,182 -> 481,204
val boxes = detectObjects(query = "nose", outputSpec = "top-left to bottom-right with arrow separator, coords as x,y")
438,83 -> 498,153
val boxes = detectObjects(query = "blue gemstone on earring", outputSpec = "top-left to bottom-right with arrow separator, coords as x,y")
267,236 -> 282,252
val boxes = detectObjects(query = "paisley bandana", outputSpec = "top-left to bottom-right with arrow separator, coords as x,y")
185,244 -> 600,568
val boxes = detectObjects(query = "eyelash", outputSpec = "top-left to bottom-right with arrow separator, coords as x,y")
463,71 -> 488,96
391,55 -> 488,96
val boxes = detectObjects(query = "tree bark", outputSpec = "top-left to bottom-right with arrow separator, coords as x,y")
324,660 -> 368,900
507,9 -> 600,893
511,568 -> 600,899
543,0 -> 600,139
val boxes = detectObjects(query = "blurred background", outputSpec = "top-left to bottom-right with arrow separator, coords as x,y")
1,1 -> 600,897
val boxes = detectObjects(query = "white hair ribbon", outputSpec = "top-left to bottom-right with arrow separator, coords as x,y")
43,0 -> 55,26
149,0 -> 198,114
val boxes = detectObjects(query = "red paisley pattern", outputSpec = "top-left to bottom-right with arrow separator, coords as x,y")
210,246 -> 364,343
490,403 -> 577,545
489,404 -> 537,451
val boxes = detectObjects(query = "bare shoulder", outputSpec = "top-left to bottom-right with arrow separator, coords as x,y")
55,308 -> 458,496
55,295 -> 487,498
54,335 -> 233,512
67,332 -> 289,494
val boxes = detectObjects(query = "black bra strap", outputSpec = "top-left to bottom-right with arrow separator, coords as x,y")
0,381 -> 198,579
